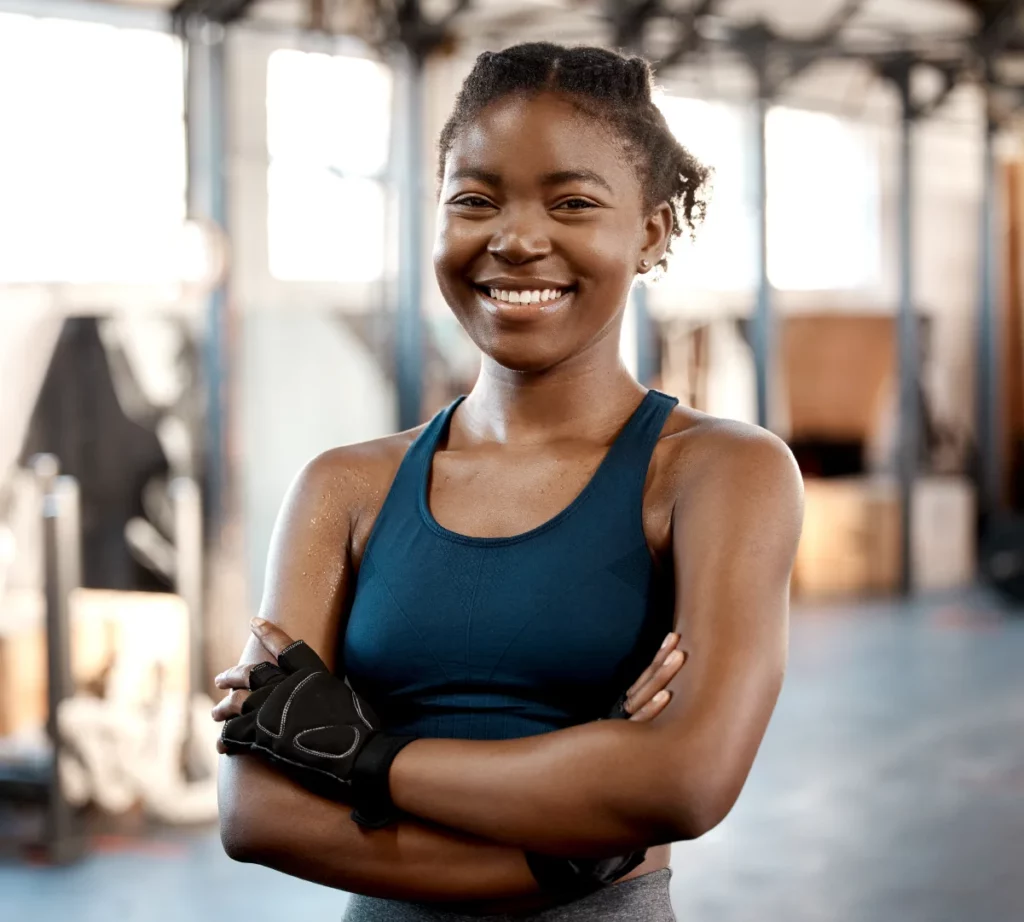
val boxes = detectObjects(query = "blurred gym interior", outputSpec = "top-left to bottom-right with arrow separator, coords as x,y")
0,1 -> 1022,920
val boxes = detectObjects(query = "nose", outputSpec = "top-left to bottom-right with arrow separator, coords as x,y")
487,209 -> 551,264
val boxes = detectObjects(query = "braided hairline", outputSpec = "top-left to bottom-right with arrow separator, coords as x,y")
437,42 -> 710,272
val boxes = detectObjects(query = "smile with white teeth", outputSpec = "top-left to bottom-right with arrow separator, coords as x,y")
487,288 -> 565,304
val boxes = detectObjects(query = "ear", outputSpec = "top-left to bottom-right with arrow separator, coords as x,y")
638,202 -> 673,273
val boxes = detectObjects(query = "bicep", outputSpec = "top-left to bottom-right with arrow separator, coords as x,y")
246,451 -> 356,670
219,451 -> 358,845
654,432 -> 804,832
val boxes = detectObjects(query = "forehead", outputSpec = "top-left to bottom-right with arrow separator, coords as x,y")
443,92 -> 638,191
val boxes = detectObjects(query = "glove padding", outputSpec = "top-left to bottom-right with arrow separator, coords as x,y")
523,687 -> 647,899
219,641 -> 416,828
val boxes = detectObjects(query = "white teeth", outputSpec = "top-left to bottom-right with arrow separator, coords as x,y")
485,288 -> 567,303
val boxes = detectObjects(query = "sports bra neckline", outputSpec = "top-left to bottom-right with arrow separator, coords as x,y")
416,389 -> 664,547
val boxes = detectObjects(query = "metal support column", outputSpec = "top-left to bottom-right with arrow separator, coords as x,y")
42,476 -> 84,864
171,477 -> 204,701
183,17 -> 229,526
394,47 -> 426,430
977,113 -> 1002,521
634,283 -> 657,386
894,60 -> 919,597
752,87 -> 772,430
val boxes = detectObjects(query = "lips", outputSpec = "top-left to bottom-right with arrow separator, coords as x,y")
474,285 -> 575,321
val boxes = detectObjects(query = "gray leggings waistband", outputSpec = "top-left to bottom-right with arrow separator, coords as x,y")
340,868 -> 675,922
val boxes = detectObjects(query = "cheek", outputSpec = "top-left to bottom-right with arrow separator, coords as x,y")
432,212 -> 477,280
575,226 -> 639,309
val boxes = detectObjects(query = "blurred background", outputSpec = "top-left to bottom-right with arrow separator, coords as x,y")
1,0 -> 1023,919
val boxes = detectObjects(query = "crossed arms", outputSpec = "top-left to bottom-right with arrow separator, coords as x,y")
215,426 -> 803,910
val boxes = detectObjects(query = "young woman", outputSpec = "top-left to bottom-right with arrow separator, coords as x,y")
212,42 -> 803,921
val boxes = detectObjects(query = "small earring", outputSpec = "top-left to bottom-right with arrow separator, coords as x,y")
639,259 -> 650,271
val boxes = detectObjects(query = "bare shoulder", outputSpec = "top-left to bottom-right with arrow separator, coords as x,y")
657,407 -> 804,520
287,425 -> 426,551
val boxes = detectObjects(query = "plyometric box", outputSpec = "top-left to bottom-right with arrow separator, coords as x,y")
0,589 -> 189,738
794,476 -> 976,600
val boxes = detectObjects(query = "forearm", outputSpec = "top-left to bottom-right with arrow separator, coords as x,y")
390,720 -> 683,857
218,754 -> 563,913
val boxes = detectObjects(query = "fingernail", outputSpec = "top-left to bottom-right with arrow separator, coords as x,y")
654,691 -> 669,704
666,650 -> 682,666
660,634 -> 675,650
250,617 -> 266,632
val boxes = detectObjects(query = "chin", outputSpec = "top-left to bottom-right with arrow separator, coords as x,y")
475,328 -> 570,375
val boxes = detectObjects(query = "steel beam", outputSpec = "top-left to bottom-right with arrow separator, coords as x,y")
752,87 -> 772,430
394,47 -> 426,430
180,16 -> 229,528
887,57 -> 919,597
734,28 -> 774,431
977,111 -> 1003,519
42,476 -> 84,864
633,283 -> 657,386
388,0 -> 471,428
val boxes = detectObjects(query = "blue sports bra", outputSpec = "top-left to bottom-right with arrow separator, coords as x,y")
341,389 -> 679,740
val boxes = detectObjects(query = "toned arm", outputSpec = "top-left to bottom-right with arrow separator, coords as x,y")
217,449 -> 550,910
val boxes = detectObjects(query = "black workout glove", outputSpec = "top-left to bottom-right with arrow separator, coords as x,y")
521,689 -> 648,900
219,640 -> 417,830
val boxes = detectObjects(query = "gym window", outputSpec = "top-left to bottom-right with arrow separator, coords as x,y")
656,95 -> 757,292
0,13 -> 186,283
656,94 -> 880,293
767,106 -> 881,291
265,49 -> 391,283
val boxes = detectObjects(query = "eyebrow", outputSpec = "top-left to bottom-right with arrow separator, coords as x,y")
447,167 -> 613,194
448,167 -> 502,185
541,169 -> 613,193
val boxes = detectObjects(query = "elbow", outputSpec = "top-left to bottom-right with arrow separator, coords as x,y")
220,807 -> 266,864
218,759 -> 273,864
669,781 -> 739,842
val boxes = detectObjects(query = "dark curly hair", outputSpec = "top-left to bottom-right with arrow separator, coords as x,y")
437,42 -> 710,271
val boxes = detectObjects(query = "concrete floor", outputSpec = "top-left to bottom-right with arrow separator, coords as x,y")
2,590 -> 1023,922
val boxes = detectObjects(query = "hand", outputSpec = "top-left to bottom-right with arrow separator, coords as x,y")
211,619 -> 297,748
212,625 -> 688,733
215,619 -> 417,828
611,631 -> 686,722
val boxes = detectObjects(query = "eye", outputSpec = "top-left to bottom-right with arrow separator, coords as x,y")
449,194 -> 494,208
554,197 -> 598,211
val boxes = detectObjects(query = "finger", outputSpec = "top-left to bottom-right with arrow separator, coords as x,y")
214,663 -> 256,690
625,634 -> 679,698
217,739 -> 228,755
626,648 -> 686,714
629,690 -> 671,722
211,689 -> 250,722
247,661 -> 287,690
276,640 -> 329,674
250,618 -> 296,659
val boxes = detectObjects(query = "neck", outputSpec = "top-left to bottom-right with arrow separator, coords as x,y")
462,331 -> 646,445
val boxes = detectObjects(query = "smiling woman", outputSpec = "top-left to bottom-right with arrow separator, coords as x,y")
216,41 -> 803,922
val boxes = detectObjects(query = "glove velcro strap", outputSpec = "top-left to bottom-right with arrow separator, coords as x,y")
524,849 -> 649,900
348,733 -> 418,829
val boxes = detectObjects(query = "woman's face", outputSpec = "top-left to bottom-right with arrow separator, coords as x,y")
434,91 -> 668,373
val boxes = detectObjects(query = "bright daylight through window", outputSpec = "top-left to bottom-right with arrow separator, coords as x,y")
656,94 -> 880,293
0,14 -> 186,284
266,49 -> 392,283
